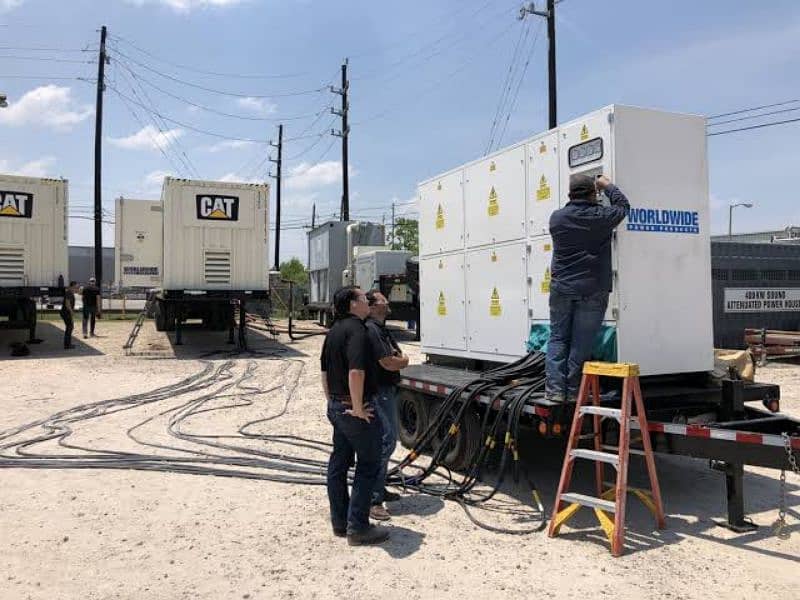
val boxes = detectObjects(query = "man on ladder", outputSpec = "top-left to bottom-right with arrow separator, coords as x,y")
544,174 -> 630,403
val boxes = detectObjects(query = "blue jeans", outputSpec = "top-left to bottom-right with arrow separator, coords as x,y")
371,386 -> 399,504
545,289 -> 609,399
82,305 -> 96,336
326,398 -> 383,534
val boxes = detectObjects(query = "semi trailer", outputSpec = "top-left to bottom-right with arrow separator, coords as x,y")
0,174 -> 67,341
396,105 -> 800,531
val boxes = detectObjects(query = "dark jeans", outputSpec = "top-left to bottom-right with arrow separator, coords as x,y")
326,397 -> 383,534
60,310 -> 74,348
371,385 -> 399,504
545,289 -> 609,399
82,305 -> 96,336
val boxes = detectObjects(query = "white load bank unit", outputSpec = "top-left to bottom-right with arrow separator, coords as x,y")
115,197 -> 163,289
418,105 -> 713,376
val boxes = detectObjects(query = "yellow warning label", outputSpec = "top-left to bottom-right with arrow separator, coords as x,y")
580,124 -> 589,141
539,142 -> 547,154
490,287 -> 502,317
487,186 -> 499,216
541,268 -> 551,293
489,161 -> 496,172
435,204 -> 445,230
544,243 -> 552,252
437,291 -> 447,316
436,181 -> 442,191
536,175 -> 551,201
490,251 -> 497,263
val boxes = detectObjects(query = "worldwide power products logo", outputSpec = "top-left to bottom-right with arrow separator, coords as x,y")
0,191 -> 34,219
196,194 -> 239,221
626,207 -> 700,234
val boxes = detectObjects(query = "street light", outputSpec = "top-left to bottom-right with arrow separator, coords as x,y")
728,202 -> 754,238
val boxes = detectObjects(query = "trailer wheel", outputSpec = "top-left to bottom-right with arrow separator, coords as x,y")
432,407 -> 481,472
154,301 -> 166,332
397,390 -> 430,449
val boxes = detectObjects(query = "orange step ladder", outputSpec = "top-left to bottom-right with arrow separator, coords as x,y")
548,361 -> 666,556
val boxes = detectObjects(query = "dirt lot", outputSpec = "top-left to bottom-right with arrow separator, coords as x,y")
1,319 -> 798,600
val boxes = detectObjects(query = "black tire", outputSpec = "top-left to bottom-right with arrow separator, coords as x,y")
154,301 -> 166,332
432,407 -> 482,472
396,390 -> 431,449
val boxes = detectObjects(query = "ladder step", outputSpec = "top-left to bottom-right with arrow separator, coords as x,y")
560,492 -> 616,513
579,406 -> 622,420
601,444 -> 646,457
570,448 -> 620,468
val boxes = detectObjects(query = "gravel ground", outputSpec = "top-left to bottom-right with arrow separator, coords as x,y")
1,319 -> 798,600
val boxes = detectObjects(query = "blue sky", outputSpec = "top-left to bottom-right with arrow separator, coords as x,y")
1,0 -> 799,262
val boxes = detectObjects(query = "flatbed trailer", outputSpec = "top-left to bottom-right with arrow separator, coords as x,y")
398,363 -> 800,532
0,285 -> 64,341
152,288 -> 269,348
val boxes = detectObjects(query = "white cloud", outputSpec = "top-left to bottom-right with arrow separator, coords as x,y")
109,125 -> 185,151
0,85 -> 93,131
286,160 -> 345,191
143,170 -> 171,192
236,97 -> 277,115
125,0 -> 247,13
205,140 -> 256,153
0,0 -> 24,13
218,172 -> 262,184
0,156 -> 56,178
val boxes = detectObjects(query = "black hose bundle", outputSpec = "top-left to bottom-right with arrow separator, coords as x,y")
387,351 -> 549,534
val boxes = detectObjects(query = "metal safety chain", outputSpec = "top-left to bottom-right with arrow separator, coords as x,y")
773,432 -> 799,539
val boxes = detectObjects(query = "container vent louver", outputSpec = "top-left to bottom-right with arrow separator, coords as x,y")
0,247 -> 25,284
204,250 -> 231,285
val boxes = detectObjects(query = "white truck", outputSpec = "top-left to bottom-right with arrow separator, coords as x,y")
0,174 -> 68,341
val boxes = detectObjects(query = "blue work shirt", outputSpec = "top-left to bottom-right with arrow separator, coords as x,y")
548,184 -> 631,297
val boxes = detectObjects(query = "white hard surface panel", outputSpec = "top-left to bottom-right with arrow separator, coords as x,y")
464,146 -> 526,248
418,170 -> 464,256
527,235 -> 553,320
420,252 -> 466,351
527,132 -> 561,236
466,242 -> 528,356
115,198 -> 163,288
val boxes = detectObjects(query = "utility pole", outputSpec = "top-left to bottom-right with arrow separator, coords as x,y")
331,59 -> 350,221
93,25 -> 109,286
268,124 -> 283,272
311,203 -> 316,229
390,200 -> 396,250
520,1 -> 557,128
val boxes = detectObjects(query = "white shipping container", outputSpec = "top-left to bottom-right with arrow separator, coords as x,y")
418,105 -> 714,376
0,174 -> 68,288
160,177 -> 269,291
115,197 -> 163,289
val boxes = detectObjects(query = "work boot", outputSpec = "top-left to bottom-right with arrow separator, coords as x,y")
383,488 -> 401,502
332,527 -> 347,538
370,504 -> 391,521
347,525 -> 390,546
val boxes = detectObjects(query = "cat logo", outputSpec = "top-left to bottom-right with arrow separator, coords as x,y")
0,190 -> 34,219
196,194 -> 239,221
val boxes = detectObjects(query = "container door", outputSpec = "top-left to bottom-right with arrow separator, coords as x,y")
420,253 -> 466,351
559,107 -> 613,202
466,242 -> 528,356
527,132 -> 560,236
527,235 -> 553,320
419,170 -> 464,256
464,146 -> 526,248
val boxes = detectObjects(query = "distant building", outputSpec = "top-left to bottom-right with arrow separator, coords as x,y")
69,246 -> 115,287
712,226 -> 800,244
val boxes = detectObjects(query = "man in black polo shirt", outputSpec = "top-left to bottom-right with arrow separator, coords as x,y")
81,277 -> 101,338
320,286 -> 389,546
365,290 -> 409,521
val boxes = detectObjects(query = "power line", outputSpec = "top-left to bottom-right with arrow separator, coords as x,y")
0,54 -> 94,64
0,74 -> 88,80
707,99 -> 800,120
707,116 -> 800,137
110,46 -> 327,99
0,45 -> 91,52
109,50 -> 329,123
706,105 -> 800,128
109,33 -> 311,80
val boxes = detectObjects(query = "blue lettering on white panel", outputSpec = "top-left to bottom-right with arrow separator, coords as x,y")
626,207 -> 700,234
